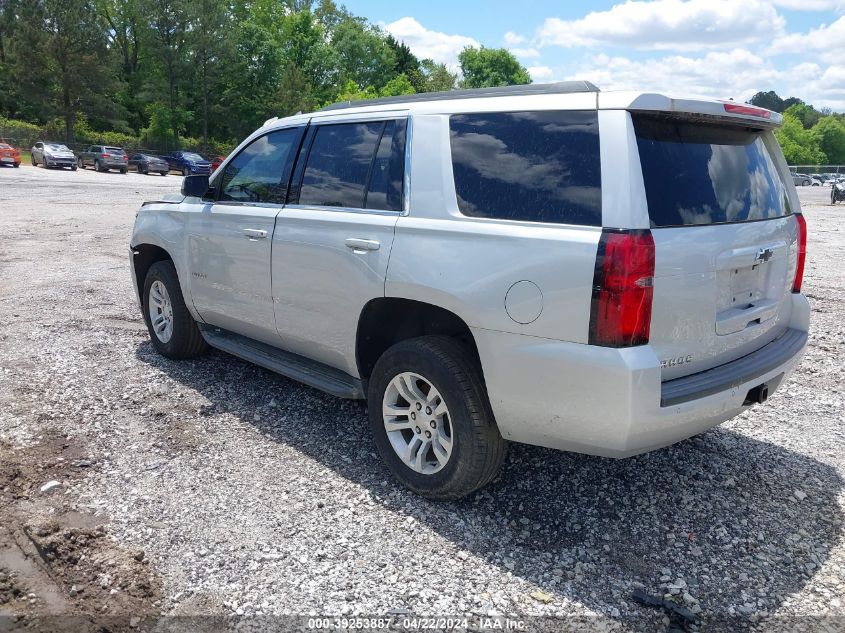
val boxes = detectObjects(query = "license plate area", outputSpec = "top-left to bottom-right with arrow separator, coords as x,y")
715,243 -> 786,336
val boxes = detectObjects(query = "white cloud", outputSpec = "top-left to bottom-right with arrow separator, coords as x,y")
528,65 -> 554,81
504,31 -> 526,45
538,0 -> 785,51
564,49 -> 843,110
384,17 -> 479,69
768,15 -> 845,62
511,47 -> 541,58
769,0 -> 844,9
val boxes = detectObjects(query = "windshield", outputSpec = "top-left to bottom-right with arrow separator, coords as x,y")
634,115 -> 792,227
46,144 -> 70,152
182,152 -> 204,161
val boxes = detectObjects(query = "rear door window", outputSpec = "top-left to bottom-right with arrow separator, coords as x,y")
448,111 -> 602,225
298,122 -> 384,209
218,128 -> 303,204
633,114 -> 792,227
364,120 -> 406,212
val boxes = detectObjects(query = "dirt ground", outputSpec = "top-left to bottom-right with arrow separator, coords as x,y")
0,164 -> 843,632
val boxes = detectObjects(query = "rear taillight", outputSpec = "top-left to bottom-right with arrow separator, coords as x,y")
792,213 -> 807,293
589,230 -> 655,347
101,153 -> 109,158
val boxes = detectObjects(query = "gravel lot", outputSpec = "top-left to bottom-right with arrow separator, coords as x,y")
1,165 -> 843,632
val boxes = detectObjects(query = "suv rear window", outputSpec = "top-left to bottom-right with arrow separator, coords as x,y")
634,115 -> 792,227
448,111 -> 601,226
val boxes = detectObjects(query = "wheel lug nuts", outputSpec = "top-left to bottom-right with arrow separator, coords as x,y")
425,407 -> 432,414
415,402 -> 422,410
415,426 -> 421,434
425,431 -> 431,438
410,412 -> 416,420
429,421 -> 436,428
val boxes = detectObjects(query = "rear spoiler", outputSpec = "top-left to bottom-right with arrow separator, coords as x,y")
599,92 -> 782,129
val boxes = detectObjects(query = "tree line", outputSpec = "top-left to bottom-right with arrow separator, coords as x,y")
750,91 -> 845,166
0,0 -> 531,153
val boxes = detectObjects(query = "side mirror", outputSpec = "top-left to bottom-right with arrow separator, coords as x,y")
181,174 -> 210,198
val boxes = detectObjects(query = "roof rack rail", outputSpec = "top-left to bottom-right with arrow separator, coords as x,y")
319,80 -> 600,112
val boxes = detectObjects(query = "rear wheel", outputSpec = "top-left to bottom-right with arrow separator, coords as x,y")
368,335 -> 506,500
138,164 -> 146,174
142,260 -> 207,360
95,160 -> 103,172
120,167 -> 127,174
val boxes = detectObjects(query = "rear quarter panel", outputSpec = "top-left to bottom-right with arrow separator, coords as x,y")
386,113 -> 600,343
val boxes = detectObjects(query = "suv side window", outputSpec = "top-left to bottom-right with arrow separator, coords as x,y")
448,110 -> 601,226
364,120 -> 406,212
298,121 -> 388,209
218,128 -> 303,204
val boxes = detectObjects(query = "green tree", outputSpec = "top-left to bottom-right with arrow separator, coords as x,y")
187,0 -> 233,147
331,18 -> 396,91
775,112 -> 827,165
417,59 -> 458,92
814,116 -> 845,164
9,0 -> 120,141
458,46 -> 531,88
784,102 -> 822,130
142,0 -> 190,144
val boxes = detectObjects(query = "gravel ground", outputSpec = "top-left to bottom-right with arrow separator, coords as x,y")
1,165 -> 844,632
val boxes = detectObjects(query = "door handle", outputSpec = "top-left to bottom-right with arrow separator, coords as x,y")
344,238 -> 380,252
243,228 -> 268,240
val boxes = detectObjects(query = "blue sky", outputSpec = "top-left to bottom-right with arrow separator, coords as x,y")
343,0 -> 845,111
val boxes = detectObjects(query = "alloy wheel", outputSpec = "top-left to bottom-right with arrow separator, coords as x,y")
148,280 -> 174,343
382,372 -> 453,474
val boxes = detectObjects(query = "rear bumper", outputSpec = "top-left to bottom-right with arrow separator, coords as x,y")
473,293 -> 810,458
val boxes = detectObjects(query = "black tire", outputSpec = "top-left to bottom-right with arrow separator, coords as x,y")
71,164 -> 77,171
182,166 -> 189,177
160,171 -> 167,177
368,335 -> 506,500
142,260 -> 207,360
13,163 -> 19,168
31,154 -> 37,166
138,164 -> 145,174
95,160 -> 102,172
120,167 -> 127,174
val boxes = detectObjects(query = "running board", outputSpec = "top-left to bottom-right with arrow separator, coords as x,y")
199,327 -> 365,399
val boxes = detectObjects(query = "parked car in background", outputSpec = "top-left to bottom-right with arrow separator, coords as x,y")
130,83 -> 809,499
0,142 -> 20,167
210,155 -> 226,171
77,145 -> 129,173
31,141 -> 76,170
128,153 -> 169,176
792,173 -> 812,186
166,151 -> 211,176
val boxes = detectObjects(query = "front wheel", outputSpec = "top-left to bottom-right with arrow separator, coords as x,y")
368,336 -> 506,500
77,157 -> 85,169
31,155 -> 37,166
142,260 -> 207,359
182,166 -> 189,177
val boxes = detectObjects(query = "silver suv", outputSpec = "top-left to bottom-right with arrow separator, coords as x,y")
129,83 -> 809,499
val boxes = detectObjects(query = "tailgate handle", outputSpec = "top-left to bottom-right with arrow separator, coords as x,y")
715,299 -> 779,335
